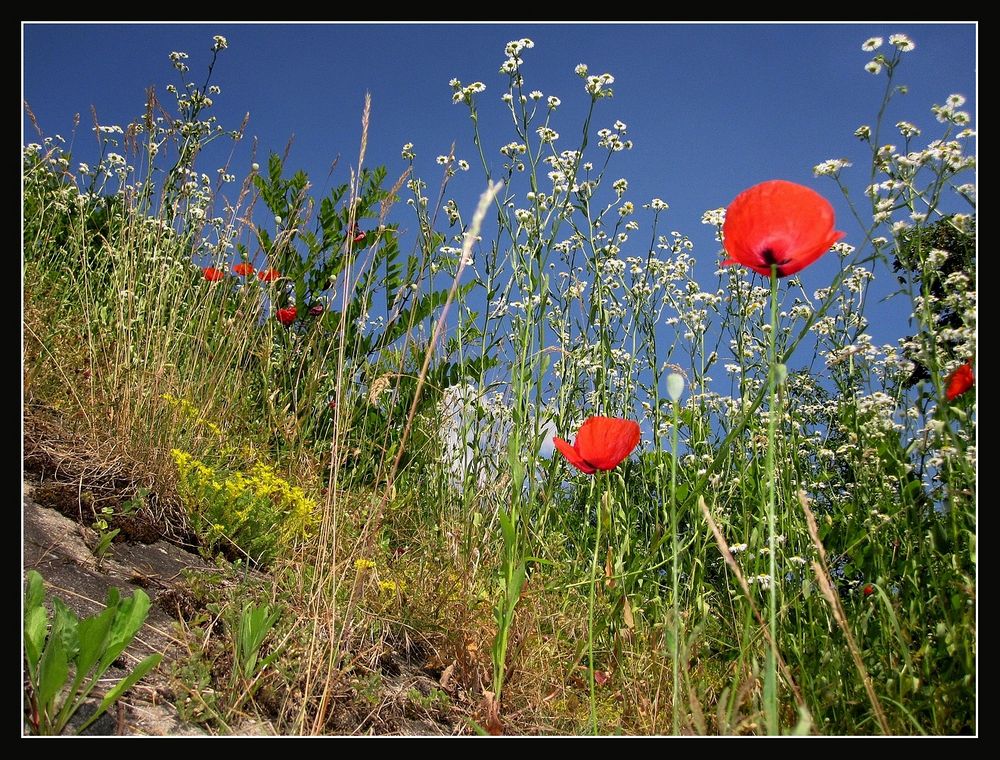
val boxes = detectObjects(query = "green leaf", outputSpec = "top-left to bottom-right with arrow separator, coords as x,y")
77,653 -> 162,735
74,604 -> 117,682
507,562 -> 526,614
99,589 -> 151,671
37,633 -> 69,717
25,606 -> 48,675
25,570 -> 45,612
24,571 -> 48,675
51,598 -> 80,663
498,510 -> 515,551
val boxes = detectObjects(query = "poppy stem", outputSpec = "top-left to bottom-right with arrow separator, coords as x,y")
587,472 -> 602,735
765,265 -> 780,734
669,393 -> 681,735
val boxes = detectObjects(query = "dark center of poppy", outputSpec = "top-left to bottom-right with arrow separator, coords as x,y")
760,247 -> 791,276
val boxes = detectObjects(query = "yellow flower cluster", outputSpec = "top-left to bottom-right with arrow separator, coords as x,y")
170,448 -> 318,561
161,393 -> 223,437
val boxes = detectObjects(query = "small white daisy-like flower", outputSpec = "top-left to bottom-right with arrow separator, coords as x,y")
436,155 -> 450,165
813,158 -> 852,176
862,36 -> 883,51
536,126 -> 559,143
529,90 -> 543,100
865,60 -> 883,75
889,33 -> 915,51
500,58 -> 521,74
854,124 -> 871,139
212,35 -> 228,51
458,159 -> 470,171
701,207 -> 726,226
574,63 -> 588,77
547,96 -> 561,109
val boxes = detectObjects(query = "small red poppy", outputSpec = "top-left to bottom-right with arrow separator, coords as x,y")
945,362 -> 974,401
309,304 -> 325,317
350,224 -> 367,244
276,306 -> 297,326
232,262 -> 255,277
258,268 -> 281,283
553,416 -> 641,475
722,180 -> 845,277
202,266 -> 225,281
863,584 -> 874,597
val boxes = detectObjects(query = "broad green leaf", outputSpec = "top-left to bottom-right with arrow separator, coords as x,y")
25,570 -> 45,613
51,598 -> 80,663
77,653 -> 162,734
100,589 -> 151,670
75,605 -> 117,681
25,606 -> 48,674
37,633 -> 69,715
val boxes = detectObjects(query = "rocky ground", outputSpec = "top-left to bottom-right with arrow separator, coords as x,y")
23,478 -> 219,735
23,476 -> 461,736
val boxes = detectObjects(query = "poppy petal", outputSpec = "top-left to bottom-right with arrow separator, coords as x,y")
722,180 -> 844,277
574,417 -> 641,471
553,436 -> 597,474
945,362 -> 974,401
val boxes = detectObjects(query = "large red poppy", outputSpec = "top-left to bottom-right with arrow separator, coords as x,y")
553,417 -> 641,474
722,180 -> 845,277
233,262 -> 255,277
945,362 -> 974,401
202,266 -> 225,281
258,268 -> 281,283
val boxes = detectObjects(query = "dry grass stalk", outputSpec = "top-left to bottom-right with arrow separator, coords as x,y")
798,491 -> 891,735
698,496 -> 810,722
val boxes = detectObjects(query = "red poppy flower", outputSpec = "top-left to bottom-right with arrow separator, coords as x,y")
276,306 -> 297,326
553,416 -> 641,475
350,224 -> 367,244
862,584 -> 874,597
232,262 -> 255,277
258,268 -> 281,283
202,266 -> 225,282
945,362 -> 974,401
722,180 -> 845,277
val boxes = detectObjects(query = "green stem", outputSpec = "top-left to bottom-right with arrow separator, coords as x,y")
588,473 -> 602,735
670,396 -> 681,735
765,266 -> 780,734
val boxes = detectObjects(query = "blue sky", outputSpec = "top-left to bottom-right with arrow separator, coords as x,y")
23,22 -> 976,387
